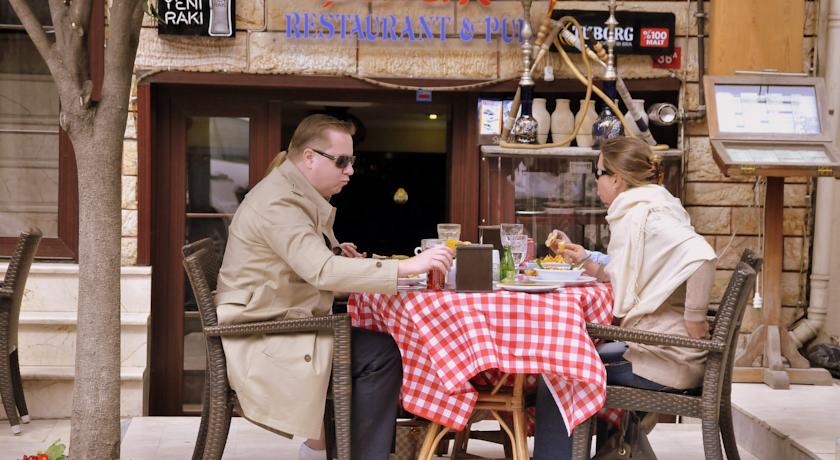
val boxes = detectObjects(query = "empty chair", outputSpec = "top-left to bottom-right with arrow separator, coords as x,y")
0,228 -> 43,435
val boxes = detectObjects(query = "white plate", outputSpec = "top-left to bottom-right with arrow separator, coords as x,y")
398,276 -> 426,286
526,275 -> 598,286
559,275 -> 598,286
497,283 -> 560,293
398,284 -> 426,291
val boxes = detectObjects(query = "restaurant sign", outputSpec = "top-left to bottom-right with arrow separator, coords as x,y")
158,0 -> 235,37
286,11 -> 523,43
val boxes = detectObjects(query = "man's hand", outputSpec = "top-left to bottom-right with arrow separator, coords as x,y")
398,246 -> 454,277
338,242 -> 366,258
684,319 -> 710,339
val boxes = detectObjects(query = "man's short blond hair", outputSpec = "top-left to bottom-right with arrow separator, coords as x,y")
287,114 -> 356,161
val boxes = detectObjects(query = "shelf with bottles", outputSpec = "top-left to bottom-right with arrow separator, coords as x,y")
477,82 -> 681,149
479,145 -> 683,258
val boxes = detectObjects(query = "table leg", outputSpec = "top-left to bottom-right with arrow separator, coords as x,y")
511,374 -> 529,460
417,422 -> 442,460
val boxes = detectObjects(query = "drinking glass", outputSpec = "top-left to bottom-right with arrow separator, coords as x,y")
437,223 -> 461,242
414,238 -> 443,255
506,234 -> 529,267
499,223 -> 524,246
416,238 -> 446,290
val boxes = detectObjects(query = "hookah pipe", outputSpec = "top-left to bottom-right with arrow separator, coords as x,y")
501,15 -> 633,149
566,35 -> 659,147
501,1 -> 667,150
500,14 -> 598,148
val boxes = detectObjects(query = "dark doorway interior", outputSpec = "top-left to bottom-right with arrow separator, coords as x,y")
279,101 -> 450,257
331,151 -> 446,257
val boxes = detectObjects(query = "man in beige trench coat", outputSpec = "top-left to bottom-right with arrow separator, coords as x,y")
215,114 -> 453,460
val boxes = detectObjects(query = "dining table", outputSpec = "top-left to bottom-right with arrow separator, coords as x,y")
347,280 -> 614,457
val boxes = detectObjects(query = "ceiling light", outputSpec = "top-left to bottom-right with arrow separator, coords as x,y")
428,113 -> 438,120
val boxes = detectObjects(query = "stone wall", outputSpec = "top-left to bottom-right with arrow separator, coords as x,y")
122,0 -> 819,335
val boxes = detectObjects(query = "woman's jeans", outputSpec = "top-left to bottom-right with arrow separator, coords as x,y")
533,341 -> 670,460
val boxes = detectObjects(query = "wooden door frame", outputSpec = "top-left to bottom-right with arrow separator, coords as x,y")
148,86 -> 272,415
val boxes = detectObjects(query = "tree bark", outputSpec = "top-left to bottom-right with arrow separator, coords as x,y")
7,0 -> 145,457
69,122 -> 123,459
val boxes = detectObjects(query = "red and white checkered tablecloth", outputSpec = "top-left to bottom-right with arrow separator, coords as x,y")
347,284 -> 613,432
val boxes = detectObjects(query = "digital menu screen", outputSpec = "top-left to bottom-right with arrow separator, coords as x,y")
714,84 -> 821,135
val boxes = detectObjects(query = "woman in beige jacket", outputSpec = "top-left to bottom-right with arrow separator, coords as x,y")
534,137 -> 717,459
215,115 -> 453,460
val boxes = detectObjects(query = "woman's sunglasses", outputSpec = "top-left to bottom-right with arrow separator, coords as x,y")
593,166 -> 612,179
310,147 -> 356,169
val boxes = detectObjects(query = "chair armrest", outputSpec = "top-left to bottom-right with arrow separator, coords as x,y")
204,314 -> 349,337
586,323 -> 726,352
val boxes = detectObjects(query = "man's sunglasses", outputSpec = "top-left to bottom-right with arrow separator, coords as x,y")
593,166 -> 612,179
310,147 -> 356,169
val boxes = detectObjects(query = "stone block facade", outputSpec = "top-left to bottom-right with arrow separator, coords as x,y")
123,0 -> 818,336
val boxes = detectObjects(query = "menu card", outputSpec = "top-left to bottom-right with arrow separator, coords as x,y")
714,84 -> 820,135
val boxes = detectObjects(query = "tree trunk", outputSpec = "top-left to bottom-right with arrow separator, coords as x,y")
68,119 -> 124,458
7,0 -> 145,456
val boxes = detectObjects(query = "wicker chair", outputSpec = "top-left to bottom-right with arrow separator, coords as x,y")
0,228 -> 42,435
571,250 -> 760,460
182,238 -> 352,460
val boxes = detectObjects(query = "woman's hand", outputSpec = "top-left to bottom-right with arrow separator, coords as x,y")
339,242 -> 367,258
561,244 -> 587,265
398,246 -> 454,277
684,319 -> 710,339
545,229 -> 571,254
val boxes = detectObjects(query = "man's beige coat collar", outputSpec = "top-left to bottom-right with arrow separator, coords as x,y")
272,160 -> 336,227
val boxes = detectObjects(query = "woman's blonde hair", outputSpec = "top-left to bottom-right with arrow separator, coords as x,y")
264,114 -> 356,177
600,137 -> 663,187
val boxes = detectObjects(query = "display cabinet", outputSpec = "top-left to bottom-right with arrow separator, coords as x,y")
479,146 -> 683,258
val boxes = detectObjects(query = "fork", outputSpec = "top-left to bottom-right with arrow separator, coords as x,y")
573,253 -> 592,270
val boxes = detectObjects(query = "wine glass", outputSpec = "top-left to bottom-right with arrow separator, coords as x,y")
499,223 -> 524,246
506,234 -> 529,268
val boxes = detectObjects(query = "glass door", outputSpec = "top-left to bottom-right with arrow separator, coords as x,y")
182,116 -> 251,412
150,88 -> 272,415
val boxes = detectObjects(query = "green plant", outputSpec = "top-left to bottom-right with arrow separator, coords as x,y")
21,439 -> 67,460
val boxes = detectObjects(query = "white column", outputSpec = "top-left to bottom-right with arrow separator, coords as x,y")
791,0 -> 840,346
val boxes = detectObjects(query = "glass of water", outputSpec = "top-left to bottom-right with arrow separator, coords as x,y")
499,223 -> 524,246
437,223 -> 461,241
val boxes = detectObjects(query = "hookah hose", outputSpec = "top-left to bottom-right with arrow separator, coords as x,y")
560,30 -> 659,147
500,15 -> 596,149
500,12 -> 669,151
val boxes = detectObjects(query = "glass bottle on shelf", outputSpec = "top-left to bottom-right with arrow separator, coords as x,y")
510,85 -> 538,144
592,98 -> 624,149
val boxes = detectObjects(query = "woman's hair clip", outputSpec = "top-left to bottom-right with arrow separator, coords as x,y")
650,153 -> 664,185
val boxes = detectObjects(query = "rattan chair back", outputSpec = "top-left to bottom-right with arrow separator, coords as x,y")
701,258 -> 758,417
2,228 -> 42,350
0,228 -> 42,434
182,239 -> 221,329
182,239 -> 233,460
